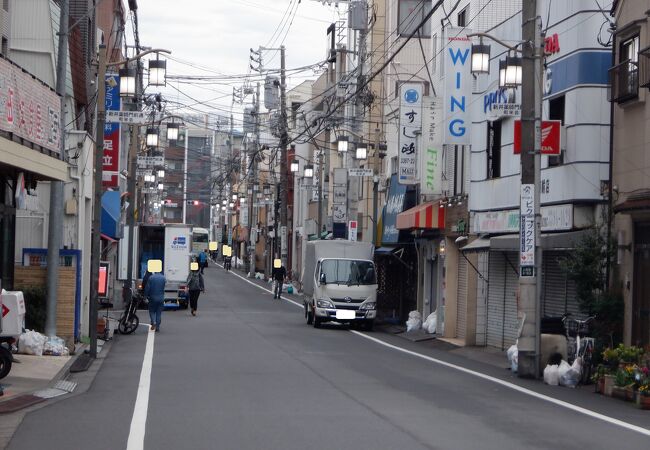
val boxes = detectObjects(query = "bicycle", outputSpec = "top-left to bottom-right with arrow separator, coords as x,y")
224,256 -> 232,272
562,314 -> 596,385
118,287 -> 142,335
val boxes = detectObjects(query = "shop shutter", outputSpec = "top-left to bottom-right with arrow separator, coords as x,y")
475,251 -> 489,346
487,251 -> 520,349
542,251 -> 580,318
457,256 -> 468,340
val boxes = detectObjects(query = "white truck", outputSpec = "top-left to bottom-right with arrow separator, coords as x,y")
119,223 -> 193,307
302,240 -> 378,330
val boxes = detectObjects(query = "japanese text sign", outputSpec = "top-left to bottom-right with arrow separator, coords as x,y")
398,83 -> 422,184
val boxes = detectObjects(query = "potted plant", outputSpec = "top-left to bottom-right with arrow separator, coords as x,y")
612,367 -> 635,401
637,384 -> 650,410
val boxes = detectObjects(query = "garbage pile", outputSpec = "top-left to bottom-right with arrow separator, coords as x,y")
18,330 -> 69,357
544,358 -> 582,388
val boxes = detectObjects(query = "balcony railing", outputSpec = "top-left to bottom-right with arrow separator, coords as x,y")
639,46 -> 650,89
609,60 -> 639,103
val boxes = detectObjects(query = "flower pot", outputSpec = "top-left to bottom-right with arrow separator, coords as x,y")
595,377 -> 605,394
603,375 -> 615,397
611,386 -> 627,400
625,387 -> 636,402
636,393 -> 650,410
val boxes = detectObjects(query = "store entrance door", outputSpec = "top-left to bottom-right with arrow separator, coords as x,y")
633,223 -> 650,346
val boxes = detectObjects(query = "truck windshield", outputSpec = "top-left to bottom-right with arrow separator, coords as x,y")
321,259 -> 376,285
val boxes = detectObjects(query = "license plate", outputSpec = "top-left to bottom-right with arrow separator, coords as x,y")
335,310 -> 356,320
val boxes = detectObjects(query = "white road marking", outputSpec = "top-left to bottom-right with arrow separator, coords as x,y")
224,265 -> 650,437
126,327 -> 156,450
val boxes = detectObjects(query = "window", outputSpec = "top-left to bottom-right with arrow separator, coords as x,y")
1,37 -> 7,56
457,7 -> 468,27
3,0 -> 8,12
609,34 -> 639,102
487,120 -> 502,179
398,0 -> 432,37
548,95 -> 565,167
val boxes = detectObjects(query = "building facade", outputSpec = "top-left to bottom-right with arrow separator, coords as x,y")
610,0 -> 650,347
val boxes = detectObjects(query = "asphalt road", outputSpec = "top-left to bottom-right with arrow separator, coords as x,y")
7,265 -> 650,450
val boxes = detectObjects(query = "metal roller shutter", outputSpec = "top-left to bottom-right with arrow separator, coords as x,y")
457,256 -> 468,340
487,251 -> 520,349
542,251 -> 580,318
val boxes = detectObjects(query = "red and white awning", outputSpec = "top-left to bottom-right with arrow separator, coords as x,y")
396,201 -> 445,230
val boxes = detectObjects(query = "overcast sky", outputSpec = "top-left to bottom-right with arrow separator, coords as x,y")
135,0 -> 343,123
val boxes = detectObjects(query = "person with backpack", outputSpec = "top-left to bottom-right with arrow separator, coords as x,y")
186,264 -> 205,316
198,249 -> 208,274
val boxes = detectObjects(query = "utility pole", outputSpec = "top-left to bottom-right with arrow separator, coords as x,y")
248,82 -> 260,278
89,45 -> 108,358
278,45 -> 288,266
124,124 -> 138,305
372,127 -> 380,245
517,0 -> 543,378
45,0 -> 69,337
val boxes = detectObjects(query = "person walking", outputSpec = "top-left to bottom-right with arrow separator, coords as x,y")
186,265 -> 205,316
198,249 -> 208,274
144,270 -> 166,332
272,263 -> 286,299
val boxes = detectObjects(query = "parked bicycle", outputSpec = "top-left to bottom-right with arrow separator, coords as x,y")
118,287 -> 143,335
562,313 -> 596,385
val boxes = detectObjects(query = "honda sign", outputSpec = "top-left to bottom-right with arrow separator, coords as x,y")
513,120 -> 561,155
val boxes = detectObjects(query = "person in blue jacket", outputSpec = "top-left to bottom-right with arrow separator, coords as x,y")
198,249 -> 208,274
144,271 -> 166,332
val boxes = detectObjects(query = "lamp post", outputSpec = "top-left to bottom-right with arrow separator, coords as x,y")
90,45 -> 170,359
468,3 -> 543,378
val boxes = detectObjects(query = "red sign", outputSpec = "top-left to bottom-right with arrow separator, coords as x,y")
544,33 -> 560,55
513,120 -> 561,155
2,304 -> 9,318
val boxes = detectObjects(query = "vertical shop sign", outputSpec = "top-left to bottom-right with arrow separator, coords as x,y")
398,83 -> 422,184
103,74 -> 120,188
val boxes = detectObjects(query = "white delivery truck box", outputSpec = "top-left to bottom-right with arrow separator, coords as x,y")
164,224 -> 192,292
0,291 -> 26,337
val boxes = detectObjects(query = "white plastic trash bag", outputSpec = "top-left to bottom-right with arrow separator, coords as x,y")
18,330 -> 47,356
507,344 -> 518,372
43,336 -> 69,356
422,312 -> 437,334
406,311 -> 422,332
543,364 -> 560,386
557,360 -> 578,388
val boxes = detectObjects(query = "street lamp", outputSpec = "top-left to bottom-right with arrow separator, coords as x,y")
229,202 -> 235,208
166,122 -> 179,141
119,67 -> 137,97
157,183 -> 164,190
498,59 -> 507,88
263,184 -> 271,196
355,144 -> 367,160
337,135 -> 349,153
222,199 -> 227,206
148,58 -> 167,86
157,170 -> 165,178
471,41 -> 491,74
146,127 -> 159,147
504,54 -> 522,87
232,193 -> 238,201
290,159 -> 299,173
303,164 -> 314,178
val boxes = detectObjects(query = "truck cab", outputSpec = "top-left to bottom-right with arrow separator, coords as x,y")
306,256 -> 377,331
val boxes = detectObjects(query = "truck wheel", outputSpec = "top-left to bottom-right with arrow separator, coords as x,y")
363,320 -> 374,332
305,304 -> 313,325
0,346 -> 12,379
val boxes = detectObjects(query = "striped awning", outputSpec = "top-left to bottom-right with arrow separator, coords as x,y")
396,201 -> 445,230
